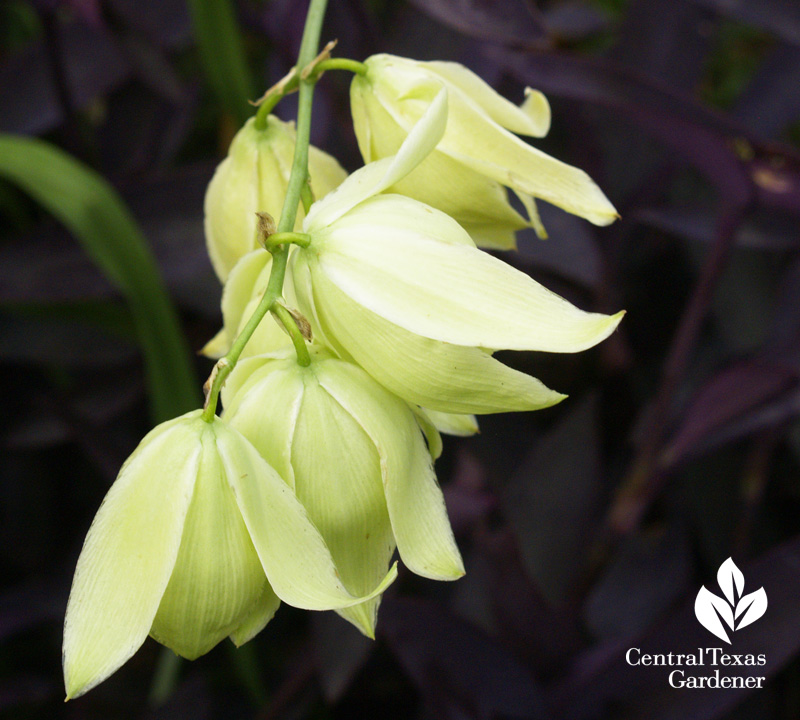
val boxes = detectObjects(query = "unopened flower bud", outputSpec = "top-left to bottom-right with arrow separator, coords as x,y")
205,115 -> 347,281
223,347 -> 464,638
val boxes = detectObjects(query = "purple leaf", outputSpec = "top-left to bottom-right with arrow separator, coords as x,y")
0,163 -> 219,318
380,597 -> 551,720
476,529 -> 585,676
542,2 -> 611,42
662,358 -> 798,468
487,47 -> 800,215
0,15 -> 129,135
514,204 -> 603,289
502,396 -> 602,604
107,0 -> 192,48
406,0 -> 549,48
611,0 -> 714,91
584,526 -> 692,640
311,612 -> 373,702
487,48 -> 754,204
634,205 -> 800,250
689,0 -> 800,47
733,44 -> 800,138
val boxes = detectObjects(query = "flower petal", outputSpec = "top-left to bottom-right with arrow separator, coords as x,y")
422,409 -> 479,437
460,222 -> 519,251
63,412 -> 203,699
319,221 -> 624,351
350,77 -> 530,246
223,354 -> 304,489
231,583 -> 281,647
410,406 -> 444,459
304,266 -> 566,414
290,369 -> 395,637
216,420 -> 398,610
204,138 -> 258,281
200,327 -> 228,359
423,60 -> 551,137
149,424 -> 267,660
229,584 -> 281,646
439,96 -> 618,226
326,193 -> 474,247
305,90 -> 448,231
318,361 -> 464,580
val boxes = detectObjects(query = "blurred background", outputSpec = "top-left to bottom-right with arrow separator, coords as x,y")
3,0 -> 800,717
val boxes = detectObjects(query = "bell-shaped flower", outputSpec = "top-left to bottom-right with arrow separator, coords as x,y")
205,114 -> 347,281
63,410 -> 396,699
222,347 -> 464,638
202,247 -> 480,438
350,54 -> 617,249
290,91 -> 624,415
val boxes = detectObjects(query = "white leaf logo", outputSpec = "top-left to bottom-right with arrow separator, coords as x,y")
694,557 -> 767,643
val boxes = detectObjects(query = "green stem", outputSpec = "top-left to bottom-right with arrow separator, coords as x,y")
263,231 -> 311,250
254,73 -> 299,130
311,58 -> 367,76
253,57 -> 365,130
148,650 -> 181,707
272,304 -> 311,367
202,0 -> 329,422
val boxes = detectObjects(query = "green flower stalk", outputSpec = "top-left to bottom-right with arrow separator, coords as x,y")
290,91 -> 624,414
202,249 -> 299,359
222,347 -> 464,637
63,410 -> 396,699
204,114 -> 347,282
351,54 -> 618,249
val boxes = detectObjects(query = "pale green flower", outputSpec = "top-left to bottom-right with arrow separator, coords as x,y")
223,347 -> 464,638
290,91 -> 624,414
203,247 -> 480,437
350,54 -> 618,249
205,115 -> 347,281
63,410 -> 396,699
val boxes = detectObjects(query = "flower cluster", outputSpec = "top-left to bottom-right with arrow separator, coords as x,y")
63,54 -> 623,699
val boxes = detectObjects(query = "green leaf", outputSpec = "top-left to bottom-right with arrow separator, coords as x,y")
0,134 -> 199,422
186,0 -> 255,125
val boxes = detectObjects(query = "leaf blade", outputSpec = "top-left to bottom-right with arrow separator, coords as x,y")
0,134 -> 199,422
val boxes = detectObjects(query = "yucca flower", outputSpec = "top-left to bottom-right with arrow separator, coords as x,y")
290,91 -> 624,414
350,54 -> 617,249
63,411 -> 396,699
223,347 -> 464,638
205,114 -> 347,281
203,245 -> 481,436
